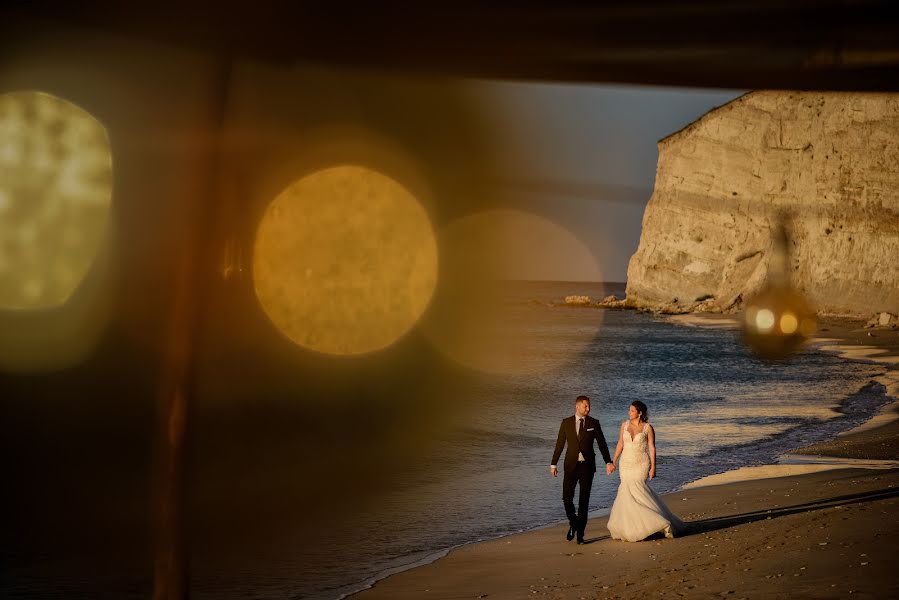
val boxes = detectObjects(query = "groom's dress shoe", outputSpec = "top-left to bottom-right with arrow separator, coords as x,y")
576,537 -> 585,545
566,526 -> 575,541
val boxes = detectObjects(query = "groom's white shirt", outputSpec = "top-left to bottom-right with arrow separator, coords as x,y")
575,415 -> 586,462
550,414 -> 587,467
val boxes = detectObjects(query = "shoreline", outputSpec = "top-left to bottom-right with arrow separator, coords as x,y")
350,312 -> 899,599
354,468 -> 899,599
667,312 -> 899,432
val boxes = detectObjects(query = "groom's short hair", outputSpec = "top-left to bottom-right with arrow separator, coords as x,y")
575,395 -> 590,404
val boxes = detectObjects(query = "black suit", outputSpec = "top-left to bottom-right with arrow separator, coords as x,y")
551,414 -> 612,539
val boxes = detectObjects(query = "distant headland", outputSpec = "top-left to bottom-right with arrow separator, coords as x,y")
623,90 -> 899,322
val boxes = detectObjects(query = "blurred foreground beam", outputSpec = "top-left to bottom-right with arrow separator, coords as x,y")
151,60 -> 233,600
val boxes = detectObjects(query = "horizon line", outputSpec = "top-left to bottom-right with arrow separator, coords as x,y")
503,278 -> 627,285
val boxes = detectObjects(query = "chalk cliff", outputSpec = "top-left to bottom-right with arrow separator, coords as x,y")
625,91 -> 899,317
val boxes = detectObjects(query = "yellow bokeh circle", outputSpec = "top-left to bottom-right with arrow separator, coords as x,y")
0,91 -> 113,309
422,209 -> 604,375
252,165 -> 438,355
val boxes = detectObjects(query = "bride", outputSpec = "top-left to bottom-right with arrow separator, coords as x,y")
607,401 -> 684,542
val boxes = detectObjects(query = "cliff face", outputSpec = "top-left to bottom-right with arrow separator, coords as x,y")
626,91 -> 899,317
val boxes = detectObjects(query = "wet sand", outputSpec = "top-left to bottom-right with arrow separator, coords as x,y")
353,468 -> 898,599
351,315 -> 899,599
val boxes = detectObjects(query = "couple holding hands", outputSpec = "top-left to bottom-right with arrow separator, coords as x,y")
550,395 -> 682,544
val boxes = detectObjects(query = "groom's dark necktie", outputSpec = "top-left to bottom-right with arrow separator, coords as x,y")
577,418 -> 585,441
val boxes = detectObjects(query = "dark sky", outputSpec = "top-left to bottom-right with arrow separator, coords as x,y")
468,81 -> 743,281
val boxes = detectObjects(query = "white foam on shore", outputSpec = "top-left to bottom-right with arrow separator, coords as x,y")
666,315 -> 899,432
664,314 -> 740,329
838,399 -> 899,436
808,342 -> 899,433
663,316 -> 899,492
812,340 -> 899,366
681,454 -> 899,489
681,464 -> 844,488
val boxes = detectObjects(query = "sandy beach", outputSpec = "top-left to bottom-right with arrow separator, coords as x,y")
352,316 -> 899,599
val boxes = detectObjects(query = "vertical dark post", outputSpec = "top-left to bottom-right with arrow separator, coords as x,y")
152,57 -> 233,600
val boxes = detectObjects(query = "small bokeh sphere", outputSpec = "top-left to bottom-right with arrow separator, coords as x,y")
742,285 -> 816,360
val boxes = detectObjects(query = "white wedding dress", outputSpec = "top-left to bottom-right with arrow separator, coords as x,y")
607,422 -> 684,542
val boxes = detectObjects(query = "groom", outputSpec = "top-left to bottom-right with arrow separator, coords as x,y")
550,395 -> 614,544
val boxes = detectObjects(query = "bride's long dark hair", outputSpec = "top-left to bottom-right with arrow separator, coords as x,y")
631,400 -> 649,423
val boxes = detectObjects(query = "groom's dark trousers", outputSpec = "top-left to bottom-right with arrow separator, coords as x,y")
551,415 -> 612,538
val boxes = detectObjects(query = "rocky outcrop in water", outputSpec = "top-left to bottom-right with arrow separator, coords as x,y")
626,91 -> 899,317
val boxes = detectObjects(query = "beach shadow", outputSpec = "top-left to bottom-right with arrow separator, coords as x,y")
581,534 -> 610,544
682,486 -> 899,536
